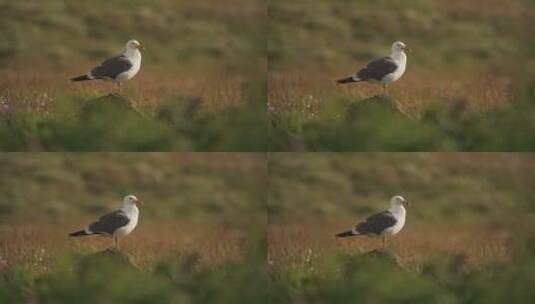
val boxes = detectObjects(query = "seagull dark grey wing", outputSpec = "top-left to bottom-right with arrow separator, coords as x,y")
356,57 -> 398,81
90,55 -> 133,80
355,211 -> 397,235
88,210 -> 130,235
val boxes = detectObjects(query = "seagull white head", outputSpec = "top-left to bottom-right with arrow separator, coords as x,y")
126,39 -> 143,51
392,41 -> 409,53
390,195 -> 409,208
123,194 -> 143,207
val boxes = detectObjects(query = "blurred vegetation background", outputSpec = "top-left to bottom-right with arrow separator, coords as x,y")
0,0 -> 267,151
269,0 -> 533,70
268,153 -> 535,303
0,0 -> 264,72
269,153 -> 535,223
0,153 -> 265,221
0,153 -> 268,303
3,152 -> 535,303
268,0 -> 535,151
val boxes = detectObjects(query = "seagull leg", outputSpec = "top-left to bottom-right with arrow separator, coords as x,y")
114,237 -> 119,250
117,82 -> 122,93
382,236 -> 387,250
382,83 -> 388,95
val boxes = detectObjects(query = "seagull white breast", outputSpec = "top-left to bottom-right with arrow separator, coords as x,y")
113,204 -> 139,237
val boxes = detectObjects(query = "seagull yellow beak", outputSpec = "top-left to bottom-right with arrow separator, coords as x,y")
404,46 -> 411,53
136,199 -> 144,206
138,44 -> 144,51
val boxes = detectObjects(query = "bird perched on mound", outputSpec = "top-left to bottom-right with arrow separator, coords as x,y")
71,39 -> 143,92
336,41 -> 409,94
69,195 -> 143,249
336,195 -> 409,249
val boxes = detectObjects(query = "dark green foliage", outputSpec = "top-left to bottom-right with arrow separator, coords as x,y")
267,246 -> 535,304
0,250 -> 269,304
269,0 -> 535,69
0,264 -> 34,304
269,83 -> 535,151
158,83 -> 268,152
0,0 -> 265,69
0,153 -> 266,220
3,246 -> 535,303
0,91 -> 266,151
34,256 -> 188,304
268,153 -> 535,223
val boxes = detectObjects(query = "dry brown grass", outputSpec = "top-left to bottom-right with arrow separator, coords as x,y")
268,219 -> 514,275
0,64 -> 250,117
268,67 -> 514,120
0,218 -> 253,273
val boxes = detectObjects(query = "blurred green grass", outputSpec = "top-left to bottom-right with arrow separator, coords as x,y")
269,0 -> 535,70
0,153 -> 266,220
0,0 -> 265,72
268,153 -> 535,224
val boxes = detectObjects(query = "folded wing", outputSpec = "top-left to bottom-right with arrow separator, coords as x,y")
356,57 -> 397,82
90,55 -> 133,80
355,211 -> 397,235
88,210 -> 130,235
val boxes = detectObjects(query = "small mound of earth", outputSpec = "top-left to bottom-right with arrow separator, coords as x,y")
79,94 -> 142,119
76,248 -> 140,274
358,249 -> 406,269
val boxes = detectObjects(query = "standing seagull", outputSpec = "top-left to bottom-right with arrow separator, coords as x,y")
336,41 -> 409,94
69,195 -> 143,249
336,195 -> 409,249
71,40 -> 143,92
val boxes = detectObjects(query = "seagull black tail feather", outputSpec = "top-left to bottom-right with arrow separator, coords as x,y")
335,230 -> 358,238
336,76 -> 359,84
69,230 -> 91,237
71,75 -> 91,82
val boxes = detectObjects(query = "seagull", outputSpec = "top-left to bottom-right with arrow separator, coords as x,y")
336,41 -> 409,94
335,195 -> 409,249
71,40 -> 143,92
69,195 -> 143,249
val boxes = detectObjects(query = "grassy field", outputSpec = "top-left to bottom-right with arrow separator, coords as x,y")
0,153 -> 267,303
268,0 -> 535,151
267,153 -> 535,302
3,153 -> 535,302
0,0 -> 266,151
3,0 -> 535,151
